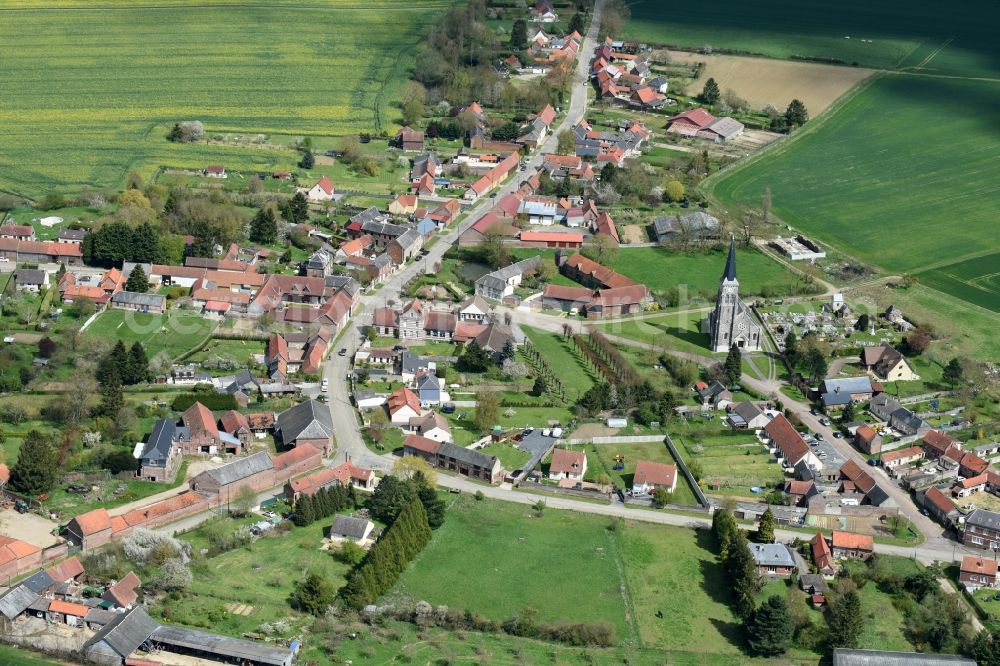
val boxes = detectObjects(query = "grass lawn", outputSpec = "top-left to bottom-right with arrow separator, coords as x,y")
674,427 -> 785,499
479,442 -> 533,471
588,441 -> 700,506
597,309 -> 714,357
707,75 -> 1000,313
388,495 -> 633,640
0,646 -> 67,666
186,338 -> 261,371
157,518 -> 351,637
521,325 -> 598,403
83,308 -> 217,360
622,0 -> 998,77
608,246 -> 808,299
0,0 -> 458,197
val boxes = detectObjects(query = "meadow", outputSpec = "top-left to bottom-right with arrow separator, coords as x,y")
585,440 -> 700,505
521,325 -> 598,401
83,308 -> 218,360
707,75 -> 1000,311
623,0 -> 999,77
675,430 -> 784,499
0,0 -> 455,197
608,246 -> 807,298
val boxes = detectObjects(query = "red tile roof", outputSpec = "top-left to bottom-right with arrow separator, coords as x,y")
633,460 -> 676,488
811,533 -> 834,571
330,461 -> 374,485
594,211 -> 619,243
550,448 -> 586,475
219,410 -> 249,434
49,599 -> 90,617
764,414 -> 810,466
831,531 -> 873,552
45,556 -> 84,583
182,402 -> 219,440
542,284 -> 593,301
105,571 -> 141,607
923,430 -> 960,455
388,387 -> 421,415
669,108 -> 716,129
962,555 -> 998,577
72,508 -> 112,535
840,459 -> 876,494
0,536 -> 41,565
562,253 -> 636,288
403,434 -> 441,455
960,452 -> 989,476
520,231 -> 584,244
288,468 -> 340,496
956,473 -> 988,490
314,175 -> 334,195
856,424 -> 877,442
924,485 -> 956,515
273,444 -> 322,471
881,446 -> 923,464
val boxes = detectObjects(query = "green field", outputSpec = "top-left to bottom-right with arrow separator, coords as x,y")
609,246 -> 805,298
623,0 -> 999,77
388,495 -> 633,639
521,325 -> 598,402
0,0 -> 454,197
675,430 -> 784,499
0,646 -> 66,666
707,75 -> 1000,312
83,308 -> 217,359
596,309 -> 713,356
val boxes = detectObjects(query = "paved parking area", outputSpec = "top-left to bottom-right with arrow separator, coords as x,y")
0,508 -> 60,547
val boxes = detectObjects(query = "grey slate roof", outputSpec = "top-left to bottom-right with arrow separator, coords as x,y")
361,219 -> 408,238
832,648 -> 975,666
203,451 -> 273,486
151,624 -> 294,666
749,543 -> 795,568
821,376 -> 873,395
437,441 -> 499,471
331,515 -> 373,540
111,291 -> 166,308
400,351 -> 429,375
21,570 -> 55,594
350,207 -> 389,226
59,228 -> 88,241
84,606 -> 159,659
140,419 -> 177,468
14,268 -> 46,285
393,228 -> 421,250
732,401 -> 763,422
0,585 -> 39,620
276,399 -> 333,444
965,508 -> 1000,532
476,256 -> 541,295
325,275 -> 360,296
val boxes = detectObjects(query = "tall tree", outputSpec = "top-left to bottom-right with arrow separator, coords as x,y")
724,343 -> 742,385
510,19 -> 527,49
295,571 -> 335,615
942,358 -> 964,387
474,391 -> 501,434
293,494 -> 315,526
828,589 -> 863,647
299,150 -> 315,170
481,222 -> 512,269
701,77 -> 721,104
368,475 -> 416,525
414,473 -> 445,529
9,430 -> 58,495
249,206 -> 278,244
746,595 -> 793,656
98,366 -> 124,419
785,99 -> 809,127
125,265 -> 148,293
727,530 -> 761,621
288,191 -> 310,224
803,348 -> 828,385
568,12 -> 584,34
127,342 -> 149,384
756,507 -> 775,543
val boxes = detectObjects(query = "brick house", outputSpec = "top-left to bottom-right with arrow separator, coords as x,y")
830,531 -> 873,561
854,425 -> 882,455
750,543 -> 796,577
65,509 -> 114,550
960,555 -> 998,591
964,509 -> 1000,550
402,434 -> 502,484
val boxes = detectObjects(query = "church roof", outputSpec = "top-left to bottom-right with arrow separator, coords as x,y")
722,238 -> 737,282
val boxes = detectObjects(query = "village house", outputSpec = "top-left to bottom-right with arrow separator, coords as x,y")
402,434 -> 502,484
632,460 -> 677,495
960,555 -> 998,591
204,165 -> 226,178
330,461 -> 375,490
652,212 -> 721,245
190,450 -> 275,498
408,411 -> 452,443
475,256 -> 542,300
0,224 -> 35,241
274,399 -> 334,454
136,419 -> 184,482
665,108 -> 744,142
953,473 -> 988,498
750,543 -> 796,577
306,175 -> 335,202
549,448 -> 587,482
726,401 -> 771,430
784,479 -> 818,507
330,515 -> 375,544
396,127 -> 425,152
881,445 -> 924,471
110,290 -> 166,314
57,228 -> 87,244
13,268 -> 47,293
830,531 -> 873,561
861,344 -> 918,382
765,414 -> 821,471
854,424 -> 882,455
921,485 -> 958,526
387,386 -> 422,425
810,533 -> 836,575
965,508 -> 1000,551
819,376 -> 873,411
0,536 -> 43,581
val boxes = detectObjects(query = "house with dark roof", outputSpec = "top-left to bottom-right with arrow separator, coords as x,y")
330,515 -> 375,544
110,290 -> 166,314
749,542 -> 796,577
402,435 -> 502,483
727,401 -> 770,430
190,451 -> 275,497
274,400 -> 333,454
819,376 -> 873,410
652,212 -> 720,245
475,256 -> 542,300
964,508 -> 1000,550
13,268 -> 47,293
832,648 -> 974,666
861,344 -> 918,382
0,585 -> 39,621
137,419 -> 184,482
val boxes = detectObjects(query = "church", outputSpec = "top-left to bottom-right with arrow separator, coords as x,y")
706,239 -> 762,352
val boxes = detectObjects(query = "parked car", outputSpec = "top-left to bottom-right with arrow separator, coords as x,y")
832,431 -> 842,439
338,348 -> 347,356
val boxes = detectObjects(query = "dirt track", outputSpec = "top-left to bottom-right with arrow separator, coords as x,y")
668,50 -> 873,114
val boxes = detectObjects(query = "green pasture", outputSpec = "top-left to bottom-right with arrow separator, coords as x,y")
596,309 -> 713,356
675,430 -> 784,498
388,495 -> 632,639
608,246 -> 806,298
587,441 -> 699,505
83,308 -> 217,359
707,75 -> 1000,312
521,325 -> 598,401
0,0 -> 455,197
623,0 -> 999,77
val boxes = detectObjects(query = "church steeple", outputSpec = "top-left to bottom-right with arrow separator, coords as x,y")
722,237 -> 737,282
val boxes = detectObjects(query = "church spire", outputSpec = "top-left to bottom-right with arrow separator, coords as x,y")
722,237 -> 737,282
